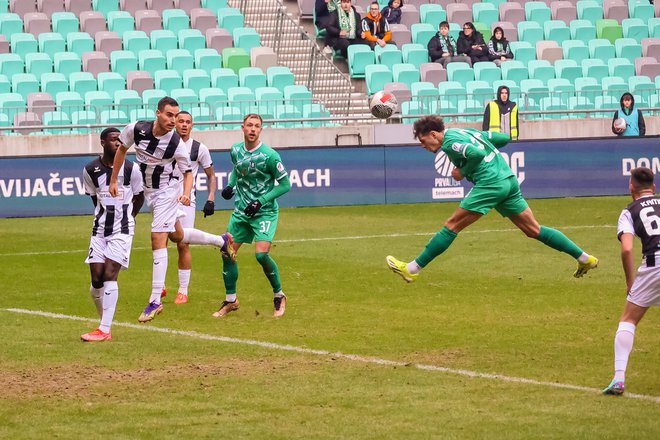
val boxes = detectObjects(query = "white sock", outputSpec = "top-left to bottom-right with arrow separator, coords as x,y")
90,285 -> 103,317
613,321 -> 636,381
182,228 -> 224,248
178,269 -> 191,295
150,248 -> 168,304
406,260 -> 422,274
578,253 -> 590,263
274,290 -> 285,298
99,281 -> 118,333
225,293 -> 237,302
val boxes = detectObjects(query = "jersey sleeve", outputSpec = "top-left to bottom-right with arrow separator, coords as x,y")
174,140 -> 193,174
130,162 -> 143,195
197,143 -> 213,169
485,130 -> 510,149
268,151 -> 288,181
82,167 -> 95,196
119,122 -> 136,148
617,208 -> 635,240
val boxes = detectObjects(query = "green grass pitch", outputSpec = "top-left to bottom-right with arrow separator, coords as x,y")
0,196 -> 658,439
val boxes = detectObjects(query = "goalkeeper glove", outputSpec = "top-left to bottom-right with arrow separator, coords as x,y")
244,200 -> 262,217
203,200 -> 215,217
221,186 -> 235,200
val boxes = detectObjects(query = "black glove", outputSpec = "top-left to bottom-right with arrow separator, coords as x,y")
203,200 -> 215,217
244,200 -> 262,217
221,186 -> 235,200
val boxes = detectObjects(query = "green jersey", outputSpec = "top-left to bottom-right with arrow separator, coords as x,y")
441,128 -> 513,185
229,141 -> 288,213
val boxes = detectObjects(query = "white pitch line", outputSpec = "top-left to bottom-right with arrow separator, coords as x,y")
2,307 -> 658,404
0,224 -> 615,257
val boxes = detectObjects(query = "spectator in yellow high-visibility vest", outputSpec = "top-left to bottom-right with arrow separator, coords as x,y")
482,85 -> 518,140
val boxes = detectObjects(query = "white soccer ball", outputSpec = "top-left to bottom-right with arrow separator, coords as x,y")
614,117 -> 627,132
370,91 -> 398,119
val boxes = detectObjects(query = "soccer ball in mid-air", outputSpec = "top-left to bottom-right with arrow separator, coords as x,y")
370,91 -> 398,119
613,117 -> 627,133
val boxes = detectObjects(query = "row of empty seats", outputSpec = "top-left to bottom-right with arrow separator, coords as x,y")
2,0 -> 230,17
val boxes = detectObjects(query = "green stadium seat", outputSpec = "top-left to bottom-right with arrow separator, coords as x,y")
623,18 -> 649,43
588,38 -> 615,62
501,60 -> 529,82
392,63 -> 421,89
40,72 -> 68,97
596,19 -> 622,44
85,90 -> 112,111
607,58 -> 635,78
182,68 -> 211,94
539,96 -> 567,119
163,9 -> 190,33
601,76 -> 628,99
51,12 -> 79,39
107,11 -> 135,37
194,48 -> 222,74
554,59 -> 582,82
410,23 -> 436,47
266,66 -> 294,93
302,103 -> 330,128
0,53 -> 24,77
449,22 -> 461,41
55,91 -> 84,117
576,1 -> 603,25
581,58 -> 608,83
189,106 -> 212,129
69,72 -> 97,98
38,33 -> 66,57
42,111 -> 71,134
178,28 -> 206,52
566,96 -> 593,118
593,95 -> 619,117
67,32 -> 95,58
232,27 -> 260,52
365,64 -> 393,96
284,84 -> 312,112
138,50 -> 166,75
148,30 -> 176,54
54,52 -> 81,76
93,0 -> 119,18
0,92 -> 26,122
217,8 -> 244,33
25,53 -> 52,77
129,108 -> 153,121
211,67 -> 238,92
574,77 -> 601,102
375,44 -> 402,69
114,89 -> 142,113
0,13 -> 24,40
141,89 -> 166,109
238,66 -> 266,91
255,86 -> 282,115
457,98 -> 484,122
411,81 -> 439,102
472,3 -> 498,27
517,21 -> 544,46
227,86 -> 254,114
522,78 -> 550,102
474,22 -> 491,42
473,61 -> 501,85
122,30 -> 150,55
628,0 -> 654,21
569,19 -> 596,44
202,0 -> 228,12
100,109 -> 129,126
215,105 -> 242,129
438,81 -> 467,108
420,4 -> 446,29
544,20 -> 571,45
527,60 -> 555,83
401,43 -> 428,69
628,75 -> 655,103
274,104 -> 302,128
71,110 -> 97,132
436,98 -> 459,117
221,47 -> 249,74
167,48 -> 194,75
525,2 -> 552,25
649,18 -> 660,38
548,78 -> 575,104
614,38 -> 642,64
0,74 -> 9,93
11,74 -> 39,100
110,50 -> 138,78
97,72 -> 125,96
200,87 -> 226,110
562,40 -> 589,63
347,45 -> 374,78
465,80 -> 491,105
401,100 -> 425,123
154,70 -> 182,94
445,61 -> 474,86
10,33 -> 38,60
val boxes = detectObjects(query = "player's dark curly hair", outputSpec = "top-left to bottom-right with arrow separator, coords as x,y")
413,115 -> 445,139
100,127 -> 120,141
631,167 -> 654,189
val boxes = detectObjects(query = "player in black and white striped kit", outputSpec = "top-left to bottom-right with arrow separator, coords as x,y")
108,97 -> 235,323
603,167 -> 660,396
81,128 -> 144,342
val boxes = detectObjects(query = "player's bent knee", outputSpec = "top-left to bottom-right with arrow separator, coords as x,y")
255,252 -> 270,265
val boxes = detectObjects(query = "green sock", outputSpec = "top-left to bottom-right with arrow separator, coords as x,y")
222,256 -> 238,294
536,225 -> 583,259
256,252 -> 282,293
415,226 -> 458,268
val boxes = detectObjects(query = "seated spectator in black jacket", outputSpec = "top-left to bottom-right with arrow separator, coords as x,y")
326,0 -> 364,59
487,26 -> 513,66
457,22 -> 489,65
315,0 -> 334,31
428,21 -> 472,67
381,0 -> 402,25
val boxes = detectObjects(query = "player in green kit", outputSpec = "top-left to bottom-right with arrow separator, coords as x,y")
216,114 -> 292,317
387,115 -> 599,282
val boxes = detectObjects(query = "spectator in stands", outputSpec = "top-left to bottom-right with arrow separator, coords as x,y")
362,1 -> 392,49
326,0 -> 363,59
457,22 -> 489,65
612,92 -> 646,137
482,85 -> 519,140
315,0 -> 338,32
487,26 -> 513,67
428,21 -> 472,67
381,0 -> 402,25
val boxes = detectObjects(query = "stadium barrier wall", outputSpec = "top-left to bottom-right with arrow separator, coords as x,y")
0,136 -> 658,218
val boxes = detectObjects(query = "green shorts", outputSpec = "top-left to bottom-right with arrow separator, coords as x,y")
228,209 -> 279,244
459,176 -> 528,217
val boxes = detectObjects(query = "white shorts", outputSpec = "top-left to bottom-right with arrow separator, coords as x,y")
146,185 -> 183,233
178,203 -> 196,229
627,265 -> 660,307
85,234 -> 133,269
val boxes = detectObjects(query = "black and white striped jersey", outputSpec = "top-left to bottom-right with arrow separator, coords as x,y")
120,120 -> 192,192
618,194 -> 660,266
83,157 -> 143,237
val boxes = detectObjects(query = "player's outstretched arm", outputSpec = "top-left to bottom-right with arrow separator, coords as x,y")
487,131 -> 511,149
109,145 -> 128,197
